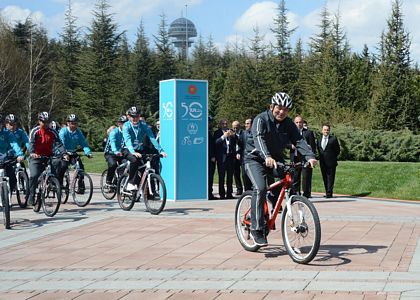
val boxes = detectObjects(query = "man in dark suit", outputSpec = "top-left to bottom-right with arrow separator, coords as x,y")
317,124 -> 340,198
214,118 -> 236,199
292,115 -> 317,198
208,116 -> 218,200
241,118 -> 253,191
232,120 -> 243,196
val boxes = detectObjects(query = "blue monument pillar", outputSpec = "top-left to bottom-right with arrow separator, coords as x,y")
159,79 -> 208,201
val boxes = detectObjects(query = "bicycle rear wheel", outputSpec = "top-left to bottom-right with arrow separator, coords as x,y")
143,173 -> 166,215
61,172 -> 70,204
16,171 -> 29,208
235,191 -> 260,252
100,170 -> 116,200
72,172 -> 93,207
42,176 -> 61,217
2,184 -> 11,229
281,195 -> 321,264
116,174 -> 135,211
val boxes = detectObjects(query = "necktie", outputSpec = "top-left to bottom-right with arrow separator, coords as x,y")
322,137 -> 328,150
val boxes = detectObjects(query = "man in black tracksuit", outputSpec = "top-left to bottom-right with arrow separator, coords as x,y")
244,92 -> 317,246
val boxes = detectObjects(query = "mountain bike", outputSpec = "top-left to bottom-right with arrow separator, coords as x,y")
32,156 -> 62,217
61,152 -> 93,207
235,162 -> 321,264
100,160 -> 129,200
0,158 -> 13,229
116,154 -> 166,215
14,159 -> 29,208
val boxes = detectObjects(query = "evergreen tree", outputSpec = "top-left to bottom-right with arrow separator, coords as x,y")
131,20 -> 154,116
58,0 -> 80,113
151,14 -> 176,115
370,0 -> 418,131
270,0 -> 297,94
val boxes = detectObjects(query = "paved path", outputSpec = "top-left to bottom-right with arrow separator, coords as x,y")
0,174 -> 419,299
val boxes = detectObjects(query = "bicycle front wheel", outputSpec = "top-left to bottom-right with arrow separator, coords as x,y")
16,171 -> 29,208
2,184 -> 11,229
100,170 -> 116,200
116,174 -> 135,211
143,173 -> 166,215
72,172 -> 93,207
41,176 -> 61,217
235,191 -> 260,252
281,195 -> 321,264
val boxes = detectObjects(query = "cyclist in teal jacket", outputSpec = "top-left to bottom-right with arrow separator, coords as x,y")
0,114 -> 25,192
104,115 -> 128,188
5,114 -> 30,156
122,106 -> 166,191
57,114 -> 91,191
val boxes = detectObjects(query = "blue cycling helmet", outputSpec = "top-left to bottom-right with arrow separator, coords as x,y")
118,115 -> 128,123
127,106 -> 141,117
38,112 -> 50,122
67,114 -> 78,122
5,114 -> 17,124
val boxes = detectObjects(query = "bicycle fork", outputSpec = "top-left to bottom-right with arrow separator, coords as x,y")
285,189 -> 305,233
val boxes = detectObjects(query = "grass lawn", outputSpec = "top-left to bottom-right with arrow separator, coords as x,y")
311,161 -> 419,201
85,153 -> 419,201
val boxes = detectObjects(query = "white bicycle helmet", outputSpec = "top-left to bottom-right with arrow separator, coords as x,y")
271,92 -> 292,109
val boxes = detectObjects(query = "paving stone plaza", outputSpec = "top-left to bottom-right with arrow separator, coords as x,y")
0,174 -> 419,299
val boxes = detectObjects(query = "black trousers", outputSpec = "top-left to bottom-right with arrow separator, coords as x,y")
4,164 -> 16,192
208,159 -> 216,197
233,158 -> 243,193
320,163 -> 336,197
216,155 -> 234,198
122,148 -> 142,185
28,157 -> 57,200
301,167 -> 313,197
105,153 -> 123,183
54,156 -> 85,186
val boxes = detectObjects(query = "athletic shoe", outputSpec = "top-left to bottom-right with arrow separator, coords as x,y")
250,230 -> 268,246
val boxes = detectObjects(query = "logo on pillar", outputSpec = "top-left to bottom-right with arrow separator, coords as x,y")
188,85 -> 197,95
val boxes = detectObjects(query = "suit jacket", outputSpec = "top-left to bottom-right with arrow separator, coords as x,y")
289,128 -> 316,162
208,128 -> 216,159
317,135 -> 340,168
214,128 -> 236,163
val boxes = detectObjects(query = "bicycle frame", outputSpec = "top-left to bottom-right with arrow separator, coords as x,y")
38,158 -> 56,191
136,160 -> 155,201
242,166 -> 298,232
14,161 -> 27,191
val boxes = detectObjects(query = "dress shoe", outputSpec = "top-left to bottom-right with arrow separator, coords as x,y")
208,195 -> 219,200
235,190 -> 243,196
226,194 -> 234,199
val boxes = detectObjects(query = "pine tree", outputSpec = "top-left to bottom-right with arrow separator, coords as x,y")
58,0 -> 80,112
151,14 -> 176,115
370,0 -> 418,131
131,20 -> 154,116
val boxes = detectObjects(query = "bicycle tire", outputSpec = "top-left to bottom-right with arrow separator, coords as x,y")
72,172 -> 93,207
281,195 -> 321,264
235,191 -> 261,252
2,184 -> 11,229
143,173 -> 166,215
116,174 -> 135,211
16,170 -> 29,208
61,172 -> 70,204
41,176 -> 61,217
100,169 -> 117,200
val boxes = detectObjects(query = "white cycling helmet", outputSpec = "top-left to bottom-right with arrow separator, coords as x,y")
271,92 -> 292,109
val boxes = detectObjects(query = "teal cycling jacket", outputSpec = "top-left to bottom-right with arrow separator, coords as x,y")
105,127 -> 124,155
0,128 -> 24,159
59,126 -> 91,155
122,120 -> 162,154
8,128 -> 30,154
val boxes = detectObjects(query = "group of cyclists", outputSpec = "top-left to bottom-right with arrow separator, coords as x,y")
0,105 -> 166,213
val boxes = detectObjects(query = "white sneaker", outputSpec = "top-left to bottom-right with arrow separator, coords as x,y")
126,183 -> 138,191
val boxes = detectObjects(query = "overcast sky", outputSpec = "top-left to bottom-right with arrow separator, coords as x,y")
1,0 -> 419,64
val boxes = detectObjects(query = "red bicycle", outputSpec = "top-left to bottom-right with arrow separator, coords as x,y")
235,162 -> 321,264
